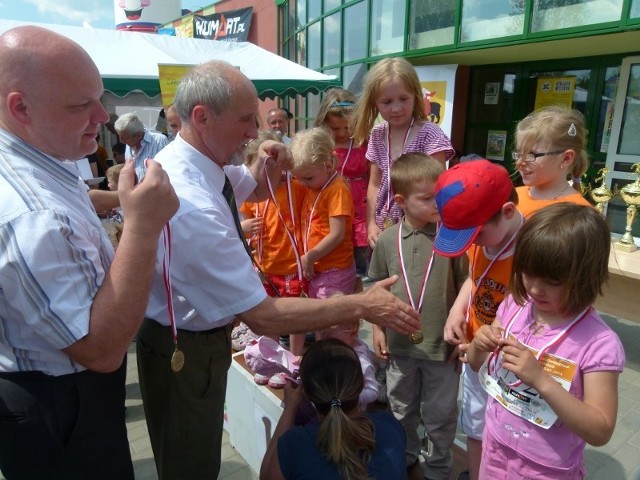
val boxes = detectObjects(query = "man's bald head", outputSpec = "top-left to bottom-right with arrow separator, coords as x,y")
0,26 -> 108,159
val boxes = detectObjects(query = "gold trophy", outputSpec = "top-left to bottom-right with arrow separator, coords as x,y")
578,174 -> 591,197
590,167 -> 615,216
616,163 -> 640,253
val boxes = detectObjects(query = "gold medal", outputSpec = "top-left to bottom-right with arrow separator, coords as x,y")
171,347 -> 185,372
383,217 -> 394,229
408,331 -> 424,344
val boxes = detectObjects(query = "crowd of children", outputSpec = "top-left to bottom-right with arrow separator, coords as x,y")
181,61 -> 621,480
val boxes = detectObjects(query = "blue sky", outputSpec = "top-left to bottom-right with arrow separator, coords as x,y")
0,0 -> 209,29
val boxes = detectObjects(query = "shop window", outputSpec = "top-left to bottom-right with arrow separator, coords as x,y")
296,31 -> 306,66
307,22 -> 321,70
343,63 -> 367,94
632,0 -> 640,18
370,0 -> 406,56
595,67 -> 621,155
460,0 -> 524,43
464,69 -> 516,164
324,0 -> 341,13
531,0 -> 623,32
296,0 -> 306,28
344,1 -> 367,62
323,12 -> 341,67
308,0 -> 321,23
409,0 -> 455,49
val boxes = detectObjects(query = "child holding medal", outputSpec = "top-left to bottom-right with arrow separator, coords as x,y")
465,203 -> 625,479
352,57 -> 454,249
433,159 -> 523,480
239,130 -> 309,356
367,153 -> 467,480
290,127 -> 356,299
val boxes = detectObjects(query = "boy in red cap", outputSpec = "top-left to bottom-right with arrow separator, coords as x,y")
434,159 -> 523,480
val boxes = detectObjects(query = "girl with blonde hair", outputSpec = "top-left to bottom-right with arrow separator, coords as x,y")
352,57 -> 454,247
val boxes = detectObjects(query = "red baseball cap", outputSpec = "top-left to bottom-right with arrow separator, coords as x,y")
434,159 -> 513,257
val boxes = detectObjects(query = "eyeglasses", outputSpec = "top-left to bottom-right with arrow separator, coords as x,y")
511,150 -> 565,164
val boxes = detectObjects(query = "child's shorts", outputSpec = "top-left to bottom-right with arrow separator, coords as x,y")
263,273 -> 308,298
460,362 -> 488,440
309,264 -> 356,299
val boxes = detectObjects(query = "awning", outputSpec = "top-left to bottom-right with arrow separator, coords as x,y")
0,19 -> 340,100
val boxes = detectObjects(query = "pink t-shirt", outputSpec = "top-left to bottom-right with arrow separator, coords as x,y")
484,297 -> 625,474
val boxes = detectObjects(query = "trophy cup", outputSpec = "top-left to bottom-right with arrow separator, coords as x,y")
616,163 -> 640,253
590,167 -> 614,216
578,174 -> 591,197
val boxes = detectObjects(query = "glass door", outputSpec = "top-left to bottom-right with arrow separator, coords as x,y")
604,56 -> 640,239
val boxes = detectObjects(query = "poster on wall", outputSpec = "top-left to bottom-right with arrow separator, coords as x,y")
158,64 -> 192,108
486,130 -> 508,161
534,76 -> 576,110
414,65 -> 458,138
484,82 -> 500,105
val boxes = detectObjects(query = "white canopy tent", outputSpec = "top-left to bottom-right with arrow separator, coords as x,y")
0,19 -> 340,100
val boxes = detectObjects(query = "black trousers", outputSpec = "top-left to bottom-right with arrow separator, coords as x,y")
0,359 -> 133,480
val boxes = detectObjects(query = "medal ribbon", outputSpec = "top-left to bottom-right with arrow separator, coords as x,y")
264,170 -> 304,280
384,117 -> 414,217
396,221 -> 438,313
465,215 -> 524,324
161,224 -> 178,349
338,139 -> 353,177
303,171 -> 338,253
487,303 -> 591,387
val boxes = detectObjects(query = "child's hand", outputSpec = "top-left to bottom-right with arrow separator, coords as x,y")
367,224 -> 382,249
472,325 -> 502,353
371,325 -> 388,360
241,216 -> 262,235
498,337 -> 546,388
444,310 -> 468,345
449,344 -> 469,373
301,253 -> 315,280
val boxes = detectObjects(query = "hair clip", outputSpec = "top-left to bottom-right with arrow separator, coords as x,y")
567,123 -> 577,137
332,101 -> 354,107
329,398 -> 342,407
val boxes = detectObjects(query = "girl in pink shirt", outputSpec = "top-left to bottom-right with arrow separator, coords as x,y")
465,204 -> 625,479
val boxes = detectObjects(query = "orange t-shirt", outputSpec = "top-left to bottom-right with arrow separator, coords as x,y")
466,244 -> 514,341
516,186 -> 592,218
301,175 -> 354,272
239,178 -> 307,276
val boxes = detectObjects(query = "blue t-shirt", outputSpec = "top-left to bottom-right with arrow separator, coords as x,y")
277,410 -> 407,479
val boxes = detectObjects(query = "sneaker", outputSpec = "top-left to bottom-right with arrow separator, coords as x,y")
231,323 -> 258,352
267,372 -> 288,389
254,373 -> 270,385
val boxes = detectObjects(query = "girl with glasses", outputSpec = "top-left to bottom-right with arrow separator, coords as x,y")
512,106 -> 591,217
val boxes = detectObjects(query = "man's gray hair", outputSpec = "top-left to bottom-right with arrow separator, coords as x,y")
173,60 -> 236,121
114,113 -> 145,135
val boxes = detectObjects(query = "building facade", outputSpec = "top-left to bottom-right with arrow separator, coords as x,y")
278,0 -> 640,238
